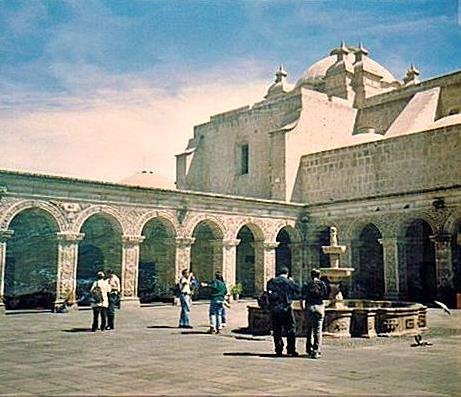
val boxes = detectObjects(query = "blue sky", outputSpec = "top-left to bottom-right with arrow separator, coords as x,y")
0,0 -> 460,182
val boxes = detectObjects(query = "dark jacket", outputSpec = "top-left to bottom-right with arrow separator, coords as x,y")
302,279 -> 328,306
266,276 -> 301,312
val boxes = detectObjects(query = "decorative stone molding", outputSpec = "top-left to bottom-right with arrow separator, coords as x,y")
263,241 -> 279,251
73,205 -> 126,234
0,229 -> 14,242
0,199 -> 68,232
122,234 -> 146,246
134,209 -> 179,236
56,232 -> 85,243
223,239 -> 240,249
175,237 -> 196,247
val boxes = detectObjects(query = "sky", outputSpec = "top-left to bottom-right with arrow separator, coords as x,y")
0,0 -> 460,184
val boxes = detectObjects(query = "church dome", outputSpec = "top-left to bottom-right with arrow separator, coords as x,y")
120,171 -> 175,190
295,45 -> 397,87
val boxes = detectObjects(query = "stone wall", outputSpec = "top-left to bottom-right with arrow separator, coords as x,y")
292,124 -> 461,204
180,94 -> 302,199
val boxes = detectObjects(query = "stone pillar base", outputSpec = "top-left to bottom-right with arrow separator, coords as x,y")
120,297 -> 141,310
54,299 -> 79,313
0,302 -> 5,314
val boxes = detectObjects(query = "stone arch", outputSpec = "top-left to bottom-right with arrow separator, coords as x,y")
444,209 -> 461,235
268,221 -> 301,244
74,205 -> 125,234
138,214 -> 177,303
134,210 -> 179,237
274,225 -> 302,280
231,219 -> 265,242
182,213 -> 226,240
307,222 -> 341,271
1,200 -> 67,232
395,212 -> 437,239
347,218 -> 383,241
4,207 -> 60,310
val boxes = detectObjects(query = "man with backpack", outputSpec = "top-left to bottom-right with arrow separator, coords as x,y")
266,266 -> 301,357
90,271 -> 111,332
301,269 -> 328,359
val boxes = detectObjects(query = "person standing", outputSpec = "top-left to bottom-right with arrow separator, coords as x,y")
266,266 -> 301,356
90,271 -> 111,332
202,271 -> 228,334
178,269 -> 194,328
106,269 -> 121,330
301,269 -> 328,359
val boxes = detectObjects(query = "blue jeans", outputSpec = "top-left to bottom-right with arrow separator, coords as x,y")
306,304 -> 325,355
179,294 -> 191,327
209,299 -> 224,331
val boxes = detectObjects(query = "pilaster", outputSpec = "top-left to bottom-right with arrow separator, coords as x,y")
0,230 -> 14,313
121,234 -> 145,309
222,239 -> 240,287
255,241 -> 279,294
379,237 -> 400,300
174,237 -> 195,281
430,233 -> 454,296
55,232 -> 84,309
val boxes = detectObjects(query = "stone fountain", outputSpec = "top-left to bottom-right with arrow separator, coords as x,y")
320,226 -> 354,308
320,226 -> 355,337
247,227 -> 428,339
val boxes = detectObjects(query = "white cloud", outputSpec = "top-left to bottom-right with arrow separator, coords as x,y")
0,63 -> 269,184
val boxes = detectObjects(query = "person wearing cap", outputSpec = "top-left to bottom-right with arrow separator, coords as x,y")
90,271 -> 111,332
106,269 -> 121,330
202,271 -> 228,334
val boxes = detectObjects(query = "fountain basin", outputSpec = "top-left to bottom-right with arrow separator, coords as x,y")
247,300 -> 427,338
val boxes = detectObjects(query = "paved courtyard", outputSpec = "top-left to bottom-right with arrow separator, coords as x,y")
0,300 -> 460,396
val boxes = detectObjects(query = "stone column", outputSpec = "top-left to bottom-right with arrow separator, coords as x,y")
255,241 -> 279,294
430,233 -> 453,299
397,239 -> 408,298
290,241 -> 304,284
174,237 -> 195,281
222,239 -> 240,288
55,232 -> 84,310
379,237 -> 400,300
0,230 -> 14,313
121,235 -> 145,309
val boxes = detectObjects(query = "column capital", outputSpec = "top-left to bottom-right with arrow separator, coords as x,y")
263,241 -> 279,251
0,229 -> 14,242
175,237 -> 195,248
429,233 -> 451,244
57,232 -> 85,243
378,237 -> 398,246
223,239 -> 240,249
122,235 -> 145,245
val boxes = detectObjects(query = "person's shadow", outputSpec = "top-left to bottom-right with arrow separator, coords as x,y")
223,352 -> 306,358
62,327 -> 92,333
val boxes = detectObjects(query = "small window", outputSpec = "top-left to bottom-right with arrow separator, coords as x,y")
241,144 -> 249,175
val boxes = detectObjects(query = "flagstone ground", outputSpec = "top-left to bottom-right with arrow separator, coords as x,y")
0,301 -> 460,396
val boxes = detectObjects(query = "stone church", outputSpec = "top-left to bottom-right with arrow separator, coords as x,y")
0,43 -> 460,312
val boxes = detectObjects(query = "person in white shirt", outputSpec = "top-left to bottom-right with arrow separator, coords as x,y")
90,271 -> 111,332
106,269 -> 121,330
178,269 -> 195,328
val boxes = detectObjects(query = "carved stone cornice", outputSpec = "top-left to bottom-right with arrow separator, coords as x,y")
122,235 -> 146,246
263,241 -> 279,251
0,229 -> 14,242
429,233 -> 452,248
57,232 -> 85,243
175,237 -> 196,248
223,239 -> 241,249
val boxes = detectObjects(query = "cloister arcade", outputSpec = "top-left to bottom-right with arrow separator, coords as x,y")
0,172 -> 460,312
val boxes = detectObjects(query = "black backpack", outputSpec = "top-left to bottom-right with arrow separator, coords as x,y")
306,280 -> 326,300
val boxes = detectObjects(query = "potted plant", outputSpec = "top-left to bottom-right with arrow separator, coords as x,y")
230,283 -> 243,301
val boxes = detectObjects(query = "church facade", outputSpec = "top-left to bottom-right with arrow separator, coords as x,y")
0,43 -> 460,312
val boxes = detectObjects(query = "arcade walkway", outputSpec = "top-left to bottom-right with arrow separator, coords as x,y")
0,302 -> 460,396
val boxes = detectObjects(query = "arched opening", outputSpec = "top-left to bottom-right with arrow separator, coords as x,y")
452,219 -> 461,307
5,208 -> 59,310
404,219 -> 436,303
276,229 -> 292,276
77,214 -> 122,305
139,218 -> 176,303
236,226 -> 256,297
190,220 -> 223,299
352,224 -> 384,299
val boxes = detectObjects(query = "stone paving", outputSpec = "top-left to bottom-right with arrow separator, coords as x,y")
0,300 -> 460,396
